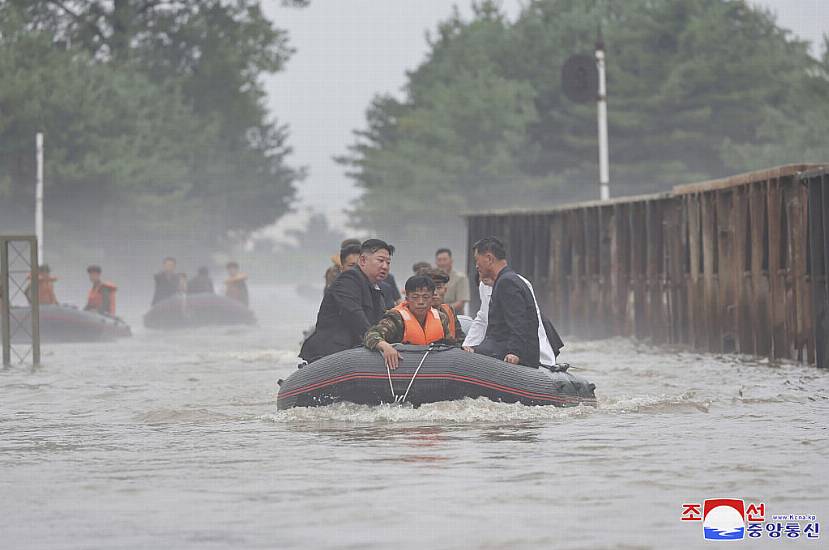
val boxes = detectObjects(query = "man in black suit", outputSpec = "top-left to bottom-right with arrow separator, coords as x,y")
152,257 -> 180,305
300,239 -> 394,363
463,236 -> 560,368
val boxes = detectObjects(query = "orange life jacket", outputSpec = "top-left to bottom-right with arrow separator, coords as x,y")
27,273 -> 58,305
87,281 -> 117,315
439,303 -> 457,339
394,302 -> 444,345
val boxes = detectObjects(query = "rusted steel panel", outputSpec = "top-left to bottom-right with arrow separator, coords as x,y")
716,190 -> 736,352
731,187 -> 751,354
687,195 -> 702,348
790,182 -> 810,362
646,200 -> 668,344
700,192 -> 719,352
630,202 -> 647,339
808,172 -> 827,368
749,181 -> 771,356
766,175 -> 787,359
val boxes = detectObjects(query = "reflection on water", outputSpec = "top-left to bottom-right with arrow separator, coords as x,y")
1,286 -> 828,549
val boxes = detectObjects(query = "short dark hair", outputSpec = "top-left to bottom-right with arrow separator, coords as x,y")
412,261 -> 431,273
423,267 -> 449,284
361,239 -> 394,256
435,248 -> 452,258
340,238 -> 361,249
340,243 -> 362,265
472,236 -> 507,260
39,264 -> 50,273
404,275 -> 435,294
163,256 -> 176,264
86,265 -> 102,274
226,261 -> 239,269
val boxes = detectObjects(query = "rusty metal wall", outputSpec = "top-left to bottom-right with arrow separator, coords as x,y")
465,165 -> 827,367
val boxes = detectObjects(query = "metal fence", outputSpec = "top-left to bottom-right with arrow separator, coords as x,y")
1,236 -> 41,366
465,164 -> 828,368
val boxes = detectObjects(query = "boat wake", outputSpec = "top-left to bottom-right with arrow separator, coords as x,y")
264,391 -> 710,424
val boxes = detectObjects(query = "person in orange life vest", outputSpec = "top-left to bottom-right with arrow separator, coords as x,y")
364,275 -> 455,370
84,265 -> 117,316
25,264 -> 59,305
224,261 -> 249,306
419,267 -> 466,342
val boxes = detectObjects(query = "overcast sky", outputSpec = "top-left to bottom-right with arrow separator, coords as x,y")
261,0 -> 829,239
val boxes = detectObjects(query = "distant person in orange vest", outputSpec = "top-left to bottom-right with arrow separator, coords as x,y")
84,265 -> 118,316
224,261 -> 249,306
364,275 -> 456,370
25,264 -> 59,305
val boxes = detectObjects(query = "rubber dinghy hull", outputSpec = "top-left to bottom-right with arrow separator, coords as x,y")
143,293 -> 256,330
7,304 -> 131,342
277,345 -> 597,409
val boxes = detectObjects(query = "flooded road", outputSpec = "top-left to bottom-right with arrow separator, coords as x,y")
1,286 -> 827,549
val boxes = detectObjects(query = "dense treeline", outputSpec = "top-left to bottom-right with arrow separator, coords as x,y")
0,0 -> 301,262
341,0 -> 829,253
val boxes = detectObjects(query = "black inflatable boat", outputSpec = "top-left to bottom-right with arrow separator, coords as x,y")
143,293 -> 256,330
7,304 -> 131,342
277,344 -> 596,409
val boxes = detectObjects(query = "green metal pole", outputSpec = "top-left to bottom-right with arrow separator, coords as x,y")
30,238 -> 40,366
1,240 -> 10,366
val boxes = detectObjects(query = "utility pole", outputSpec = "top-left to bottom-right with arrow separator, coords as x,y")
596,30 -> 610,201
35,132 -> 44,263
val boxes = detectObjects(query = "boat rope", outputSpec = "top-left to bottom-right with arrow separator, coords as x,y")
398,346 -> 432,405
386,354 -> 397,402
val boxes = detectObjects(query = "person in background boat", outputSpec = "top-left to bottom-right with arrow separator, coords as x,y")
84,265 -> 117,316
412,261 -> 431,274
364,275 -> 456,370
325,238 -> 362,289
300,239 -> 393,363
25,264 -> 59,305
462,274 -> 494,347
435,248 -> 469,315
225,262 -> 249,306
463,236 -> 559,367
177,273 -> 189,294
187,266 -> 214,294
152,257 -> 180,305
420,267 -> 465,342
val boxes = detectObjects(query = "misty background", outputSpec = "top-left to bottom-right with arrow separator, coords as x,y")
1,0 -> 828,317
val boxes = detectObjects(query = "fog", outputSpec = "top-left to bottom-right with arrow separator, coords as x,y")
0,0 -> 829,320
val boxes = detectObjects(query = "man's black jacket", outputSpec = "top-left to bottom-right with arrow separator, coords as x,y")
475,266 -> 540,367
152,272 -> 179,305
300,267 -> 385,363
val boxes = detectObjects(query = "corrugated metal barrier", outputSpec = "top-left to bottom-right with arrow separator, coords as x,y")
465,164 -> 828,367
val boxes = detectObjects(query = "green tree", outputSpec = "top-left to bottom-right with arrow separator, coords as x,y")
342,0 -> 829,252
0,0 -> 302,262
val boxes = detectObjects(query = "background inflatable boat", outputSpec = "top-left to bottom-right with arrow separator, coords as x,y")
277,344 -> 596,409
6,304 -> 131,342
143,293 -> 256,330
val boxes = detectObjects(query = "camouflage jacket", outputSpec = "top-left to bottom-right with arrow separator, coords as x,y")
364,308 -> 456,350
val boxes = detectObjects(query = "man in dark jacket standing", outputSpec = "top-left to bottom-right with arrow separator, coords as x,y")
300,239 -> 394,363
152,257 -> 180,305
463,236 -> 541,367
